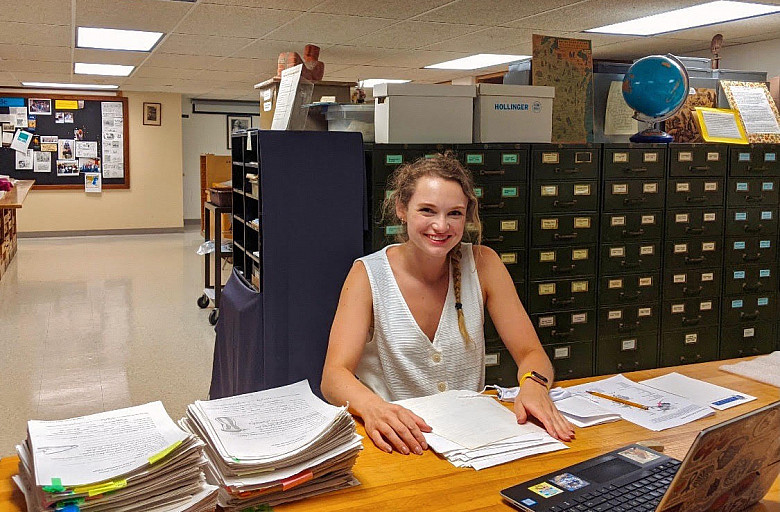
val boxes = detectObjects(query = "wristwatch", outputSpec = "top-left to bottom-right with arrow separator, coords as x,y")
519,371 -> 550,390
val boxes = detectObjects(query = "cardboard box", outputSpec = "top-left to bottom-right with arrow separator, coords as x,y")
373,83 -> 476,143
474,84 -> 555,143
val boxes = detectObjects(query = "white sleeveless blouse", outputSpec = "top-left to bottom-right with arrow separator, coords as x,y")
354,243 -> 485,401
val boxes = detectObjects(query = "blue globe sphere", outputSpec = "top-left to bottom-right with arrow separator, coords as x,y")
622,55 -> 689,123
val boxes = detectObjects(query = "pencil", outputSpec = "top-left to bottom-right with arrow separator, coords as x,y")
587,391 -> 649,410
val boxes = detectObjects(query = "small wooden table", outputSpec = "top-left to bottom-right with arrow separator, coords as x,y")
0,180 -> 33,281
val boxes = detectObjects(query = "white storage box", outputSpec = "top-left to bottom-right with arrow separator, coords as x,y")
474,84 -> 555,143
373,83 -> 476,144
325,104 -> 375,142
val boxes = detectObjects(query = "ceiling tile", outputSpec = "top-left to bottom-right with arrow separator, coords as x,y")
12,72 -> 77,83
660,13 -> 780,42
311,0 -> 454,20
317,45 -> 400,66
132,66 -> 204,80
414,0 -> 576,25
210,57 -> 278,75
174,5 -> 299,38
365,50 -> 472,69
74,48 -> 149,66
0,71 -> 19,86
75,0 -> 193,32
0,23 -> 71,46
193,69 -> 261,83
593,36 -> 709,60
0,44 -> 71,62
156,34 -> 255,57
0,60 -> 72,74
201,0 -> 321,9
349,21 -> 485,50
228,39 -> 311,60
325,65 -> 414,81
0,0 -> 71,25
142,53 -> 227,70
261,13 -> 390,44
421,26 -> 534,52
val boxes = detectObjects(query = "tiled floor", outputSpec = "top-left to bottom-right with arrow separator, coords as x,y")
0,228 -> 225,457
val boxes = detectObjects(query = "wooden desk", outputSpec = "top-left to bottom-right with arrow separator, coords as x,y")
0,180 -> 33,281
1,358 -> 778,511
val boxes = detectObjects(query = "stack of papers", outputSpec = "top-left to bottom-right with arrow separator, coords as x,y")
13,401 -> 218,512
180,381 -> 362,511
395,390 -> 567,470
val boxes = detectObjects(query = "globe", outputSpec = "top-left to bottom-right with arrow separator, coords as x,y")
622,54 -> 690,142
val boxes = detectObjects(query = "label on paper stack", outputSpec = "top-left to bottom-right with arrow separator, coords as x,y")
180,380 -> 362,511
13,401 -> 218,511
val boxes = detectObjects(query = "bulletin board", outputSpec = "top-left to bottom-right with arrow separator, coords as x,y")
0,93 -> 129,189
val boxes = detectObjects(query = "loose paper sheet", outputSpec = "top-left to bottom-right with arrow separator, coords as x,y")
10,130 -> 32,152
271,64 -> 303,130
640,372 -> 756,410
728,85 -> 780,134
604,80 -> 639,135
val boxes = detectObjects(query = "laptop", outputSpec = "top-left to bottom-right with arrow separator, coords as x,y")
501,400 -> 780,512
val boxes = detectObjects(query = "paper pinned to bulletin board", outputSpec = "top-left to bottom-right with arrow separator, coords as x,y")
720,80 -> 780,143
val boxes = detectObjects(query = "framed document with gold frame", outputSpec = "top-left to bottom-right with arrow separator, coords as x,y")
693,107 -> 748,144
720,80 -> 780,143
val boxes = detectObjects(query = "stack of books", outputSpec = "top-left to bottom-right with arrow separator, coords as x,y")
13,401 -> 218,512
180,380 -> 363,511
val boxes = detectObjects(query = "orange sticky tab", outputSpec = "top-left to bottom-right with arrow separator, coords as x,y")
281,470 -> 314,491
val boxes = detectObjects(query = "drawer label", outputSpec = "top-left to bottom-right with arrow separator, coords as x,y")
685,333 -> 698,344
621,339 -> 637,351
704,182 -> 718,191
766,153 -> 777,162
763,182 -> 774,191
574,217 -> 591,229
608,278 -> 623,289
638,307 -> 652,317
641,215 -> 656,224
738,152 -> 751,162
538,316 -> 556,328
500,252 -> 517,264
613,152 -> 628,163
425,154 -> 436,159
639,277 -> 653,286
553,346 -> 570,359
541,185 -> 558,196
575,152 -> 592,163
608,310 -> 623,320
676,182 -> 691,192
610,247 -> 625,257
707,152 -> 720,161
466,154 -> 484,164
736,182 -> 749,191
759,240 -> 771,248
539,283 -> 556,295
732,299 -> 744,308
701,272 -> 714,281
541,218 -> 559,230
385,225 -> 404,235
760,269 -> 771,277
734,241 -> 746,249
574,184 -> 591,195
674,274 -> 687,283
735,212 -> 748,221
744,328 -> 755,338
571,312 -> 588,324
700,301 -> 712,311
502,153 -> 519,164
761,211 -> 773,220
702,242 -> 716,251
501,220 -> 518,231
734,271 -> 746,279
703,213 -> 716,222
640,245 -> 655,255
542,152 -> 559,164
611,216 -> 626,226
643,183 -> 658,193
385,154 -> 403,165
612,183 -> 628,194
643,152 -> 658,163
678,151 -> 693,162
675,213 -> 690,223
540,251 -> 556,262
474,187 -> 483,198
674,243 -> 688,253
672,304 -> 685,314
758,297 -> 769,306
571,281 -> 589,293
485,353 -> 499,366
572,248 -> 589,260
502,187 -> 519,197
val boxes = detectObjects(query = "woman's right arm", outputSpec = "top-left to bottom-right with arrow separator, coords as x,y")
321,261 -> 431,455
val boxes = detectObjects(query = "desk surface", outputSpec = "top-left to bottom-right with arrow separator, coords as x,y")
0,180 -> 33,209
1,357 -> 778,511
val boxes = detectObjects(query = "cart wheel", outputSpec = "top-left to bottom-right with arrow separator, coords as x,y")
197,294 -> 209,309
209,309 -> 219,325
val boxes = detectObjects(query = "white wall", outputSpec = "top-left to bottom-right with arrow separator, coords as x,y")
689,38 -> 780,77
181,97 -> 260,220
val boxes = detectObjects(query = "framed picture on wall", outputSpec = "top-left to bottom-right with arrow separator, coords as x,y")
227,115 -> 252,149
143,102 -> 162,126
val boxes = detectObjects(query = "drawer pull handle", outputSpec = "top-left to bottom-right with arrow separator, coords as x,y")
484,236 -> 505,243
684,256 -> 706,264
742,282 -> 762,292
744,224 -> 763,233
619,291 -> 641,301
682,315 -> 702,326
554,167 -> 579,174
685,196 -> 707,203
623,197 -> 647,205
689,165 -> 711,172
553,200 -> 577,208
745,166 -> 769,172
682,286 -> 703,296
618,322 -> 639,332
685,227 -> 704,235
551,328 -> 574,339
621,260 -> 641,268
480,169 -> 505,176
742,253 -> 761,262
554,233 -> 578,240
551,298 -> 575,307
622,167 -> 647,173
739,311 -> 759,321
480,202 -> 505,210
745,195 -> 764,202
622,229 -> 645,237
551,264 -> 576,274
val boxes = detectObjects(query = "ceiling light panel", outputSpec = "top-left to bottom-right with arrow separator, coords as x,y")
22,82 -> 119,90
75,63 -> 134,76
77,27 -> 163,51
425,54 -> 531,70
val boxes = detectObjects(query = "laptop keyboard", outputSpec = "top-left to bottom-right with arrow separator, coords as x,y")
545,459 -> 681,512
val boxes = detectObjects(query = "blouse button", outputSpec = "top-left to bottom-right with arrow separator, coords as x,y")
432,353 -> 442,363
437,381 -> 447,392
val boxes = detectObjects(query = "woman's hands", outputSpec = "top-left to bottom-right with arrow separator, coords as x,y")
515,381 -> 575,442
361,398 -> 432,455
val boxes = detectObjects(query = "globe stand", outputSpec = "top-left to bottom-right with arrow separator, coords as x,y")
630,122 -> 673,143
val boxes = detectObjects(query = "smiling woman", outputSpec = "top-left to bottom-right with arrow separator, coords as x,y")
321,152 -> 575,457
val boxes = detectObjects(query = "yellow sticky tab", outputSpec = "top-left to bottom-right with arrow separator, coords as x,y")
74,479 -> 127,496
55,100 -> 79,109
149,440 -> 182,464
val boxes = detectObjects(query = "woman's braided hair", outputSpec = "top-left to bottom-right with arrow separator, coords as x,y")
380,151 -> 482,345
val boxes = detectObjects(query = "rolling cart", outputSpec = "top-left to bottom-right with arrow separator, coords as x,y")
197,200 -> 232,325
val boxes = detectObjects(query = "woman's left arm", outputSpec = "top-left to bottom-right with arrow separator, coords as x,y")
475,245 -> 575,442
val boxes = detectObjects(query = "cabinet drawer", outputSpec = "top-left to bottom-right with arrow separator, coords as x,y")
531,180 -> 598,212
666,178 -> 724,208
481,216 -> 527,249
724,265 -> 778,296
720,322 -> 776,359
600,211 -> 663,242
475,182 -> 527,215
598,304 -> 660,335
531,310 -> 596,345
665,209 -> 724,239
597,333 -> 658,374
727,178 -> 780,206
664,240 -> 723,269
658,327 -> 719,367
531,213 -> 598,246
602,145 -> 666,179
723,294 -> 777,326
496,249 -> 527,283
528,278 -> 596,313
544,341 -> 594,380
528,245 -> 596,279
599,272 -> 661,306
371,146 -> 427,185
669,144 -> 727,177
531,145 -> 600,181
371,224 -> 404,250
599,242 -> 661,274
724,237 -> 777,265
662,297 -> 720,330
603,180 -> 665,210
484,284 -> 529,342
461,145 -> 529,182
729,145 -> 780,177
725,208 -> 778,236
484,345 -> 519,387
662,268 -> 722,299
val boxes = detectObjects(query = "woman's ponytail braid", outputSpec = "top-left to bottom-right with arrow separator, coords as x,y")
449,243 -> 472,346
